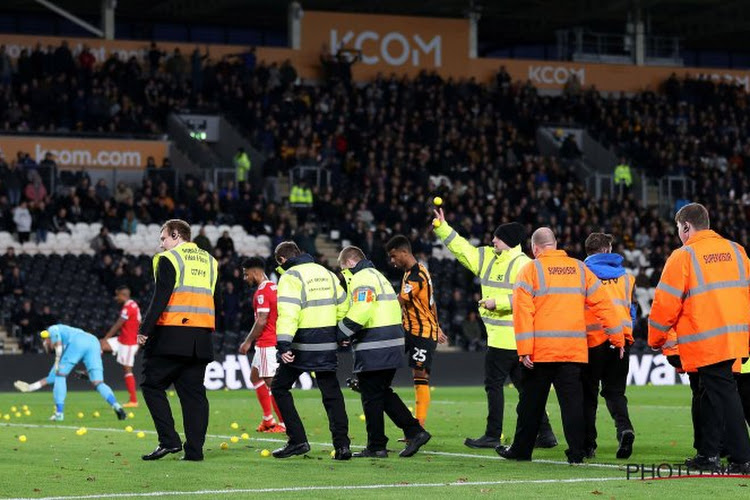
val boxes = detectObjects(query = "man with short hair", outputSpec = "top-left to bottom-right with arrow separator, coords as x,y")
499,227 -> 622,464
238,257 -> 285,433
338,245 -> 431,458
271,241 -> 351,460
138,219 -> 220,462
649,202 -> 750,473
100,285 -> 142,407
385,234 -> 446,426
582,233 -> 636,459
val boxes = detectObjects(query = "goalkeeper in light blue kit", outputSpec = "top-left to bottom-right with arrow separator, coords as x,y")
14,324 -> 127,422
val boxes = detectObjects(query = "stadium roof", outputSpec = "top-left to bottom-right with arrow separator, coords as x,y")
3,0 -> 750,51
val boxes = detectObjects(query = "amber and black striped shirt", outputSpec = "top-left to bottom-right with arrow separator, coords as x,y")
399,263 -> 439,341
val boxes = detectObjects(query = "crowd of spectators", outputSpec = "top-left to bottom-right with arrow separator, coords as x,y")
3,39 -> 750,350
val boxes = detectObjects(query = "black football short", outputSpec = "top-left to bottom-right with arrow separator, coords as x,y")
405,334 -> 437,372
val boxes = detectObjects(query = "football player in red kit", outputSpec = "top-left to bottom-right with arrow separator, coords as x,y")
101,285 -> 142,407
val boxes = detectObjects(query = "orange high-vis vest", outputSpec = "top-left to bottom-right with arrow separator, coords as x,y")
584,273 -> 635,348
153,243 -> 218,329
513,249 -> 624,363
648,230 -> 750,372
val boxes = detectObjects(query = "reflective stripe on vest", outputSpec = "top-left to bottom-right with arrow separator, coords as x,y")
585,272 -> 634,346
154,243 -> 217,329
479,250 -> 526,350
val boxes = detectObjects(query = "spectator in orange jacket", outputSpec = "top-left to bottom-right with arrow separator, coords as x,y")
497,227 -> 622,464
649,202 -> 750,473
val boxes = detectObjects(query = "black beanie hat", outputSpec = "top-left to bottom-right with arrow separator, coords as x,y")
493,222 -> 525,248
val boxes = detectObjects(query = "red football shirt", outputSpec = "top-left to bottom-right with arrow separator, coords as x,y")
253,280 -> 278,348
119,299 -> 141,345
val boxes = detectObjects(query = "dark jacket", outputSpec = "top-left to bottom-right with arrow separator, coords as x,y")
139,257 -> 220,360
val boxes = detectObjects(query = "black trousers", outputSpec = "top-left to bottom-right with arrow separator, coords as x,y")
736,373 -> 750,428
141,355 -> 209,459
688,372 -> 703,451
485,347 -> 553,439
582,342 -> 633,450
697,359 -> 750,462
358,369 -> 423,451
271,364 -> 350,448
511,362 -> 585,460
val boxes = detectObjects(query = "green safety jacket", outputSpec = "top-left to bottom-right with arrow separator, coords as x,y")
614,164 -> 632,187
276,253 -> 347,371
289,185 -> 313,207
337,260 -> 405,373
435,222 -> 530,350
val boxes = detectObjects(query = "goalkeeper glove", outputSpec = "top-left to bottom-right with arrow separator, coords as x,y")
14,380 -> 41,392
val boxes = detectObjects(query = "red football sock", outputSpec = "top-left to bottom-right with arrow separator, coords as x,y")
124,373 -> 137,403
253,382 -> 273,419
270,393 -> 284,424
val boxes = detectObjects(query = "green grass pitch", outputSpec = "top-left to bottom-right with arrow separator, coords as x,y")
1,385 -> 749,499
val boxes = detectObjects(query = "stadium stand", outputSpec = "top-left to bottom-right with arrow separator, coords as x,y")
2,39 -> 743,356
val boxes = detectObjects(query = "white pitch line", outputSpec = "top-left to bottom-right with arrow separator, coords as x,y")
3,476 -> 626,500
1,422 -> 622,470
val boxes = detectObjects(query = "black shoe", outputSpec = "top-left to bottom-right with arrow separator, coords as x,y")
534,432 -> 558,449
272,442 -> 311,459
353,448 -> 388,458
333,447 -> 352,460
584,448 -> 596,459
616,430 -> 635,459
114,407 -> 127,421
400,431 -> 431,457
565,449 -> 586,464
345,378 -> 361,393
142,445 -> 182,461
73,369 -> 89,381
685,454 -> 721,471
464,435 -> 500,449
180,455 -> 203,462
495,445 -> 531,461
728,461 -> 750,474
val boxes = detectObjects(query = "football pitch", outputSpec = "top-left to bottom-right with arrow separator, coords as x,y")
1,385 -> 749,499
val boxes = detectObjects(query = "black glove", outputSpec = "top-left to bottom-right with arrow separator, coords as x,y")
346,377 -> 361,393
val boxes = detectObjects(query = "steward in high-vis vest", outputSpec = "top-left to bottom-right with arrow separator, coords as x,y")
269,241 -> 351,460
498,227 -> 622,465
649,203 -> 750,473
138,219 -> 220,462
432,208 -> 557,450
581,233 -> 636,460
336,246 -> 431,458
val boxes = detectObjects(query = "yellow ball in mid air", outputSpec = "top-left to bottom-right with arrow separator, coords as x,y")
433,196 -> 443,206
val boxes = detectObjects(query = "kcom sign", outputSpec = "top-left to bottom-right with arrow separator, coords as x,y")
331,29 -> 441,67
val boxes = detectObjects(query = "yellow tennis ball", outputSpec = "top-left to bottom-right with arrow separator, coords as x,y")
136,431 -> 145,438
220,442 -> 229,450
10,406 -> 17,412
125,425 -> 133,432
168,391 -> 175,397
40,330 -> 50,339
92,411 -> 100,418
230,436 -> 239,444
430,386 -> 435,392
230,422 -> 239,429
407,406 -> 414,413
240,433 -> 249,440
330,450 -> 336,458
260,449 -> 270,457
358,414 -> 366,421
21,405 -> 28,411
128,412 -> 135,419
76,427 -> 87,436
24,410 -> 31,416
2,414 -> 9,421
433,196 -> 443,206
14,412 -> 21,418
18,435 -> 27,443
76,412 -> 84,418
432,219 -> 441,228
